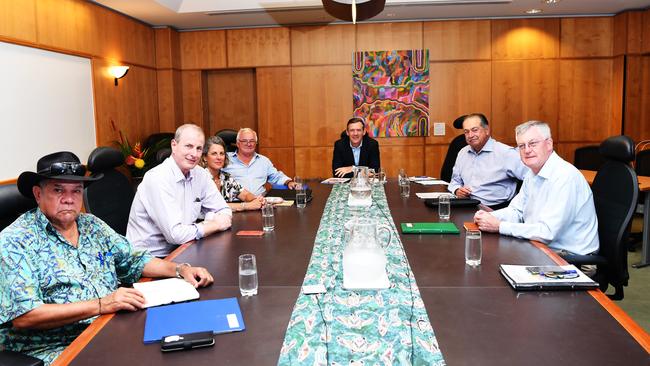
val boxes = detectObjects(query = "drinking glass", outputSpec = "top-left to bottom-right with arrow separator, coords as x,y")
293,176 -> 303,191
262,203 -> 274,232
399,179 -> 410,198
296,191 -> 307,208
465,230 -> 482,266
239,254 -> 258,296
438,194 -> 451,221
378,168 -> 387,184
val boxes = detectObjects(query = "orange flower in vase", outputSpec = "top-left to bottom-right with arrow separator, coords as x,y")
114,133 -> 150,178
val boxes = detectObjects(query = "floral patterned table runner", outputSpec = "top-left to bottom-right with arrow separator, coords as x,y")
278,184 -> 446,366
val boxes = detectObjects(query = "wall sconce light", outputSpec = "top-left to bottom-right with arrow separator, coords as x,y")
109,66 -> 129,86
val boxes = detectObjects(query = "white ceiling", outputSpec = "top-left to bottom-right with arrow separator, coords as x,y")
91,0 -> 650,30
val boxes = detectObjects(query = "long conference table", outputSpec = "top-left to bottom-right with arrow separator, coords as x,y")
54,181 -> 649,365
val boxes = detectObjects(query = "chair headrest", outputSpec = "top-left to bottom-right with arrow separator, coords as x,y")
599,135 -> 635,163
87,147 -> 125,172
216,129 -> 238,143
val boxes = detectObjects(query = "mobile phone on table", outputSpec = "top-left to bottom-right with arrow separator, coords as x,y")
161,331 -> 215,352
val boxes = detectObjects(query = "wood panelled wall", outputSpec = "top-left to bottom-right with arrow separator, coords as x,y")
0,0 -> 159,150
157,12 -> 650,178
2,0 -> 650,178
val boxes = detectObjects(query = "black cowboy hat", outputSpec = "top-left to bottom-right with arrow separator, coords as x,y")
17,151 -> 103,199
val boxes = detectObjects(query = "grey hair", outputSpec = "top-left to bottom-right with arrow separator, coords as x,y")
174,123 -> 205,142
236,128 -> 258,142
203,135 -> 230,168
515,120 -> 552,140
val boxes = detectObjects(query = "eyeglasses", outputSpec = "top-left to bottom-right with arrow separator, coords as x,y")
38,162 -> 86,176
238,139 -> 257,145
517,138 -> 548,151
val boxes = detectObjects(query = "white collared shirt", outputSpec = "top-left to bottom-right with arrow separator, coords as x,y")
491,152 -> 599,255
127,157 -> 232,257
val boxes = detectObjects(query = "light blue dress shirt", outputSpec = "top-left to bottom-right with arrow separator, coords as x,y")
351,140 -> 363,166
127,157 -> 232,257
491,152 -> 599,255
448,138 -> 529,206
223,151 -> 291,196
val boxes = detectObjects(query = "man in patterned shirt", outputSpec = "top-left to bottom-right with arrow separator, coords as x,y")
0,151 -> 214,365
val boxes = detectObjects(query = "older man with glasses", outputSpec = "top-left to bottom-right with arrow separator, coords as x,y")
0,151 -> 214,365
473,120 -> 599,273
222,128 -> 297,196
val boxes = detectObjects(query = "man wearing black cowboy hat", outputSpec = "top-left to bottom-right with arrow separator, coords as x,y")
447,113 -> 528,210
0,151 -> 214,365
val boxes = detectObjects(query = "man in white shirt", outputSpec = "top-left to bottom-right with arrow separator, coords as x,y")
473,120 -> 599,259
127,124 -> 232,257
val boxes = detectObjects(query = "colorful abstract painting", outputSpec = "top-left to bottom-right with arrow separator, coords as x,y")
353,49 -> 429,137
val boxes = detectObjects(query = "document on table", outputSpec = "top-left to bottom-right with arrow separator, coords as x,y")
321,177 -> 350,184
415,180 -> 449,186
133,278 -> 200,308
499,264 -> 598,291
416,192 -> 455,199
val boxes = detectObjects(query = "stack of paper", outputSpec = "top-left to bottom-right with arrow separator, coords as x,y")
321,177 -> 350,184
499,264 -> 598,291
415,192 -> 455,199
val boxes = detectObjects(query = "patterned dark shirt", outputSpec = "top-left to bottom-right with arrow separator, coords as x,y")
209,169 -> 244,202
0,208 -> 152,365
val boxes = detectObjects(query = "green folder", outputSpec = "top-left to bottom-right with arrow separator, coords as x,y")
400,222 -> 460,234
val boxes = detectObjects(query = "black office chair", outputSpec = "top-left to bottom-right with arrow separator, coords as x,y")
574,145 -> 606,171
84,147 -> 135,236
142,132 -> 173,150
216,129 -> 238,152
155,147 -> 171,165
0,350 -> 44,366
440,134 -> 468,183
0,184 -> 37,231
629,148 -> 650,249
561,135 -> 638,300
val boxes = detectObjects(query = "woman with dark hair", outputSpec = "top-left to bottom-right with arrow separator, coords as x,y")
203,136 -> 265,211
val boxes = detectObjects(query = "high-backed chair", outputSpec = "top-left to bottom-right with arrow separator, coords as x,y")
216,129 -> 238,152
636,149 -> 650,177
574,145 -> 606,171
83,147 -> 134,236
440,134 -> 468,183
0,184 -> 37,231
155,147 -> 172,165
142,132 -> 174,150
0,350 -> 44,366
0,188 -> 43,365
561,135 -> 638,300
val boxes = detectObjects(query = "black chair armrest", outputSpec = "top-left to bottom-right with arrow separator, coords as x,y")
559,253 -> 608,266
0,350 -> 44,366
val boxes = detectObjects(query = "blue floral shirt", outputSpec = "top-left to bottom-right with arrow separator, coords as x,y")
0,208 -> 153,365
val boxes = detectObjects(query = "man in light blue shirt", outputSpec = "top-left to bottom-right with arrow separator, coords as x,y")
223,128 -> 297,195
448,113 -> 528,209
474,120 -> 599,258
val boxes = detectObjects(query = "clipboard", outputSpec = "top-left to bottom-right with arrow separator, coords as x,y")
143,298 -> 245,343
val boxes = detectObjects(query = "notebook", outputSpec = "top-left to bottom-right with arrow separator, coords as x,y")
400,222 -> 460,234
143,298 -> 245,343
499,264 -> 598,291
133,278 -> 199,308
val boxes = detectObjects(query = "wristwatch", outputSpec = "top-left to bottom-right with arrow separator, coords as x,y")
175,262 -> 191,278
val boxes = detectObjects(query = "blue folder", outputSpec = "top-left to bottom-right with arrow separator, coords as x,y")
143,298 -> 245,343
